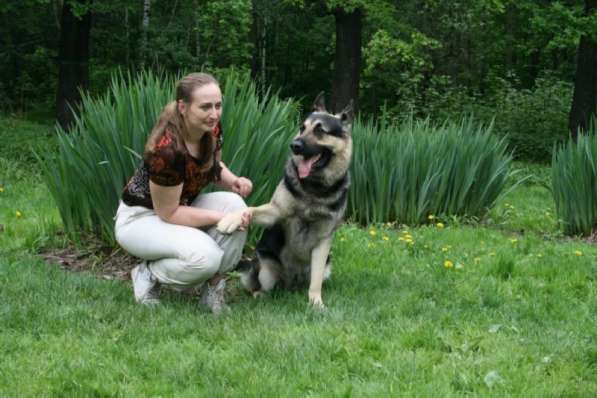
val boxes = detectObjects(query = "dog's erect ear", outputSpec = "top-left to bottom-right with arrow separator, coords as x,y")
312,92 -> 327,113
339,100 -> 354,126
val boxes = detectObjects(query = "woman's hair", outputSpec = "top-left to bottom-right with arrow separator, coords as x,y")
144,73 -> 220,157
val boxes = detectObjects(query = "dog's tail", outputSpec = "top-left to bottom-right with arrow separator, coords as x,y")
237,258 -> 261,293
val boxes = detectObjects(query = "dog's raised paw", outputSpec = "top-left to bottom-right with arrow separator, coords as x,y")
216,212 -> 243,234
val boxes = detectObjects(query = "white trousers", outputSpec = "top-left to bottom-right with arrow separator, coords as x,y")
114,191 -> 247,288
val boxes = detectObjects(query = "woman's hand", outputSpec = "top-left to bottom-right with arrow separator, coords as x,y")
239,209 -> 252,231
232,177 -> 253,198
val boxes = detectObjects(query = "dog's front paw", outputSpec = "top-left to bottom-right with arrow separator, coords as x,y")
308,291 -> 326,310
216,212 -> 244,234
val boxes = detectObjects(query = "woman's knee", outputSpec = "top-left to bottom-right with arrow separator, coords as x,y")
184,245 -> 224,276
221,191 -> 247,211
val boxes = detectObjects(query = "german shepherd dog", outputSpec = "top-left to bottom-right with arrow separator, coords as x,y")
217,93 -> 353,308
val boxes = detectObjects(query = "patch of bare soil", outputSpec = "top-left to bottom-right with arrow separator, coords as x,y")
38,238 -> 254,303
40,241 -> 137,281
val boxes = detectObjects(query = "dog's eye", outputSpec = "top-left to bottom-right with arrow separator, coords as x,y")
314,124 -> 325,134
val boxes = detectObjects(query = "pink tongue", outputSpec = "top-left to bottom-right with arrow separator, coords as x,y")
298,156 -> 320,179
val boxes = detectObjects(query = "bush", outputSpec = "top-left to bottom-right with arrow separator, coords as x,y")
39,70 -> 298,244
348,117 -> 513,225
490,77 -> 572,163
552,130 -> 597,236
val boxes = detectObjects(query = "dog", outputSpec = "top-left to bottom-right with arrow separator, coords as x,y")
217,93 -> 353,308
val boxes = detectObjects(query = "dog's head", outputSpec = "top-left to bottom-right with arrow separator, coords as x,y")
290,92 -> 353,180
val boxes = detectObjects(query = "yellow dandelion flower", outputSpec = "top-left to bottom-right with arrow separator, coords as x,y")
575,250 -> 583,256
405,234 -> 413,240
15,210 -> 22,218
436,222 -> 445,229
444,260 -> 454,268
369,229 -> 377,237
382,236 -> 389,241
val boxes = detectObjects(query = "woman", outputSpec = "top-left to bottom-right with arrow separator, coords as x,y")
114,73 -> 252,314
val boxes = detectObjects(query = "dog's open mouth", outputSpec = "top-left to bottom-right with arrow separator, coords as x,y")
296,149 -> 331,179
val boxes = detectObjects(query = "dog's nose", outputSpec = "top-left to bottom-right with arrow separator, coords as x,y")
290,139 -> 304,155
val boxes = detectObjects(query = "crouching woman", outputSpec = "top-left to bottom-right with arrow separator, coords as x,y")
114,73 -> 252,313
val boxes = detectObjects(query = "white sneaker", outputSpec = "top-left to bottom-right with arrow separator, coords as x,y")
200,278 -> 230,315
131,262 -> 160,305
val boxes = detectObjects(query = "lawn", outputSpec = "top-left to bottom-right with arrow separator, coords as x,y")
1,116 -> 596,396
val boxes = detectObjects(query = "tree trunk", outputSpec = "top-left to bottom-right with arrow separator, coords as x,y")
55,0 -> 92,130
139,0 -> 151,69
330,7 -> 362,113
569,0 -> 597,139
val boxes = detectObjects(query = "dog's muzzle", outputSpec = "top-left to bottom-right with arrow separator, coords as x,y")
290,139 -> 305,155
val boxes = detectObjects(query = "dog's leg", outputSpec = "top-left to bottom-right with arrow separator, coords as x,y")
255,258 -> 279,296
308,237 -> 332,309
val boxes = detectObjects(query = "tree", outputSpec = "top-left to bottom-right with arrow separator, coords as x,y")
55,0 -> 92,129
139,0 -> 150,69
330,6 -> 362,112
569,0 -> 597,139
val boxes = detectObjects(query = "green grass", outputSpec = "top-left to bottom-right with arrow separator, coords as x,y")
1,116 -> 597,396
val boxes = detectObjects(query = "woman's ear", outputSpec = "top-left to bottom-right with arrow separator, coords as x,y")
177,100 -> 186,116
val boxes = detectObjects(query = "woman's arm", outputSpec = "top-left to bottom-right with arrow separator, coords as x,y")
150,181 -> 225,227
216,161 -> 253,197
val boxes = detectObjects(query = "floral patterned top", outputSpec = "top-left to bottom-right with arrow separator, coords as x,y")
121,123 -> 223,209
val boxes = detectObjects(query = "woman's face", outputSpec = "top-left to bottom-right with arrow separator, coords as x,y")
179,82 -> 222,137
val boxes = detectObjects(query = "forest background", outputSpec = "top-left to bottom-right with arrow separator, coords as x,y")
1,0 -> 597,162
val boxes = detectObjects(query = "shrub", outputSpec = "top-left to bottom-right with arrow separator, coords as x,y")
552,130 -> 597,236
38,71 -> 297,244
348,117 -> 513,225
490,77 -> 572,163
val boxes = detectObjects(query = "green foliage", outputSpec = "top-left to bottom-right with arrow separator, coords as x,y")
552,130 -> 597,236
392,77 -> 573,163
349,117 -> 513,225
38,71 -> 298,244
196,0 -> 253,67
361,29 -> 441,117
491,77 -> 572,162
